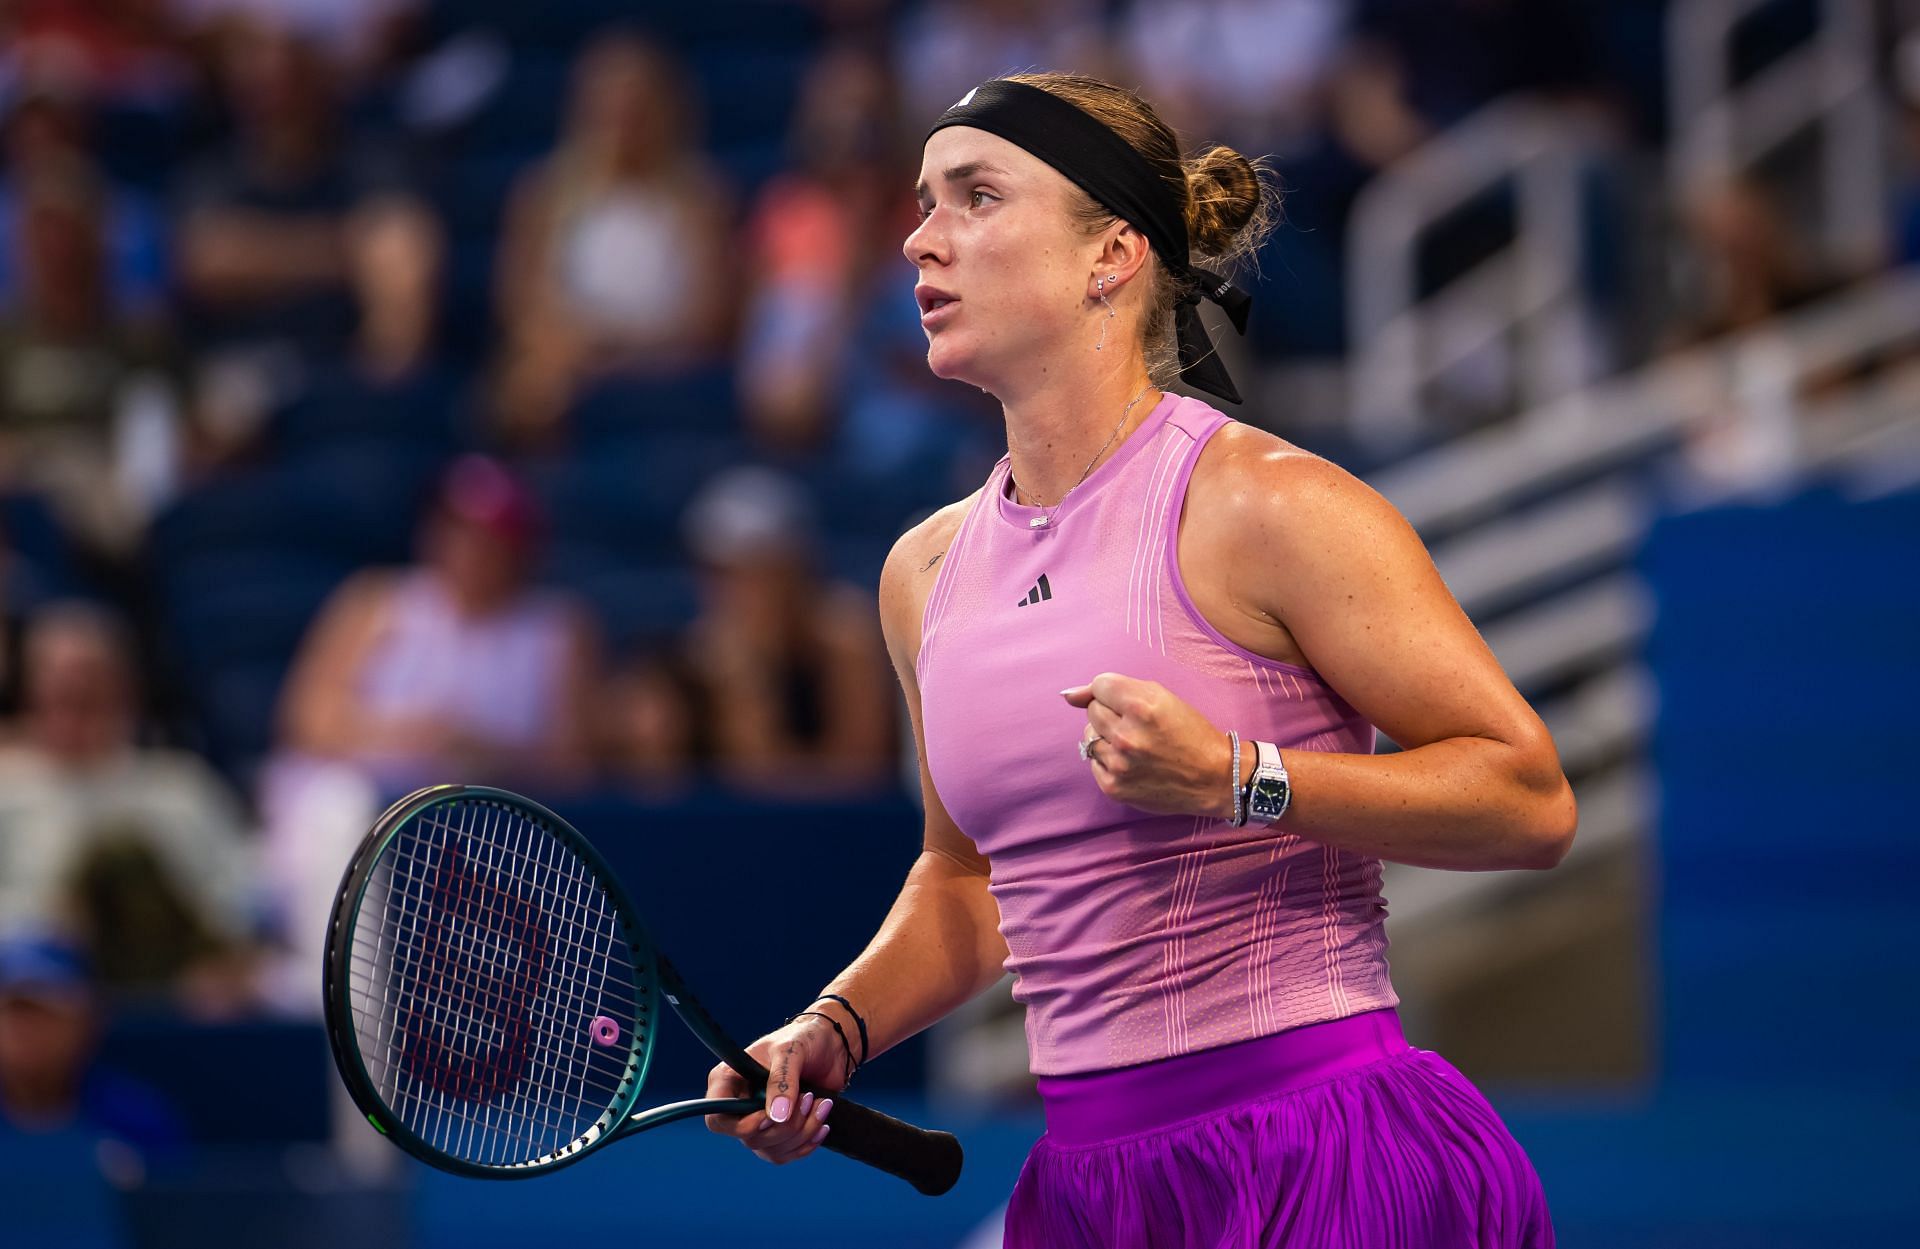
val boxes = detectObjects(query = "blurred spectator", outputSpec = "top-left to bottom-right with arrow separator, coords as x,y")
171,0 -> 421,82
0,86 -> 170,319
0,0 -> 194,109
1119,0 -> 1349,149
259,190 -> 460,458
892,0 -> 1111,124
1663,175 -> 1843,353
272,454 -> 600,790
832,260 -> 1001,488
0,160 -> 183,554
0,520 -> 21,718
173,22 -> 379,355
595,648 -> 698,792
0,932 -> 187,1152
737,42 -> 915,454
491,32 -> 734,447
1895,30 -> 1920,268
1348,0 -> 1604,131
672,466 -> 892,793
1237,39 -> 1429,361
340,192 -> 440,381
0,602 -> 257,987
260,455 -> 599,1008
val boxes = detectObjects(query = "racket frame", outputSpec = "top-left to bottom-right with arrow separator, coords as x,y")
325,784 -> 962,1194
325,784 -> 676,1179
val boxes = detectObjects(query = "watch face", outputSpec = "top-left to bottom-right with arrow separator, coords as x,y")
1249,777 -> 1288,819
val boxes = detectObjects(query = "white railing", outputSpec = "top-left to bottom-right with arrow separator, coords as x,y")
1668,0 -> 1889,272
1376,267 -> 1920,933
1346,100 -> 1614,452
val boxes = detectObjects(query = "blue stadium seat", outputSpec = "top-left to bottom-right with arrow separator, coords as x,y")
96,1015 -> 334,1145
267,364 -> 468,460
459,53 -> 571,158
158,553 -> 343,672
191,658 -> 291,779
541,552 -> 701,651
0,490 -> 87,602
564,368 -> 741,445
119,1163 -> 414,1249
149,453 -> 440,575
711,137 -> 790,200
689,46 -> 810,149
530,458 -> 687,563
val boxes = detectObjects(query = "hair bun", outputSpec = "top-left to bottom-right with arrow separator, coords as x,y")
1183,144 -> 1273,266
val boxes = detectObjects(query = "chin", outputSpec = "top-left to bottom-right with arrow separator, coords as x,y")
923,335 -> 977,386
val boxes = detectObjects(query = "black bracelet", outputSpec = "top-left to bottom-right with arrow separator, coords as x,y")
791,1010 -> 857,1086
812,993 -> 870,1065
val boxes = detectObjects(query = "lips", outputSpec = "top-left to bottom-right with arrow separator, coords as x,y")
915,285 -> 959,320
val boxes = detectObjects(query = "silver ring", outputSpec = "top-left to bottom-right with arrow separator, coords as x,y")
1078,735 -> 1103,761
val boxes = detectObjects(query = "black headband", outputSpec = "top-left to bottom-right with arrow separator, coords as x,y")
927,77 -> 1252,405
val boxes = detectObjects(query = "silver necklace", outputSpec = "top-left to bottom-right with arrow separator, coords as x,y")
1020,385 -> 1153,530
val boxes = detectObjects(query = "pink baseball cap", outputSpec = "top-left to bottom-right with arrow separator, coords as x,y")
437,455 -> 544,551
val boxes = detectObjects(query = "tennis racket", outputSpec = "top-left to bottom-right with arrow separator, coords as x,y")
322,783 -> 963,1194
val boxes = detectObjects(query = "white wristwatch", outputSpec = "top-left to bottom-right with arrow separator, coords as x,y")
1243,740 -> 1292,826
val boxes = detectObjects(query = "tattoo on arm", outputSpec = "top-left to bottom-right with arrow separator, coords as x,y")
921,551 -> 945,572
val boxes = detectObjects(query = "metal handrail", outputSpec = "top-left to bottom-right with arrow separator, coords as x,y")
1346,99 -> 1612,452
1667,0 -> 1888,271
1380,268 -> 1920,931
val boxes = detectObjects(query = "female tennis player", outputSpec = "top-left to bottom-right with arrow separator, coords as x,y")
706,72 -> 1572,1247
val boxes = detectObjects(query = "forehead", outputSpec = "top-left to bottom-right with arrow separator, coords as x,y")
915,127 -> 1053,193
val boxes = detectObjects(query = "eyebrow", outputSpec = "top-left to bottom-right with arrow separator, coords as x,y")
913,161 -> 1010,201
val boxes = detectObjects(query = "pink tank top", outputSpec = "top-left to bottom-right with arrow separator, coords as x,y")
917,392 -> 1398,1076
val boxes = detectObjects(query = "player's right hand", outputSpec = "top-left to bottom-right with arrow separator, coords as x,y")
702,1015 -> 846,1165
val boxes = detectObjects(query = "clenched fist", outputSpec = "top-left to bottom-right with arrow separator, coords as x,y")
1061,673 -> 1238,819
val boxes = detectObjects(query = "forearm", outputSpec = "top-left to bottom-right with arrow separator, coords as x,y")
1225,736 -> 1577,872
807,849 -> 1007,1065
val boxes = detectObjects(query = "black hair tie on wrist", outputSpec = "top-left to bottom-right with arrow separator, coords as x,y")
791,1010 -> 858,1087
812,992 -> 870,1065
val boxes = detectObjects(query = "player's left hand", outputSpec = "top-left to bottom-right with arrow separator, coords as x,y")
1062,674 -> 1235,818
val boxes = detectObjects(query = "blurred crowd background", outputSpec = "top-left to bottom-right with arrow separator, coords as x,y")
0,1 -> 1915,1246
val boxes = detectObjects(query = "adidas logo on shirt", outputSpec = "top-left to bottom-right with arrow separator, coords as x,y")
1017,574 -> 1054,607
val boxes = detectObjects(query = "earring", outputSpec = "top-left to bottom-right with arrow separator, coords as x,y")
1095,277 -> 1116,351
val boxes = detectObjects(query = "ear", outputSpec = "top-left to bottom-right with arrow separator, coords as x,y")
1091,220 -> 1153,297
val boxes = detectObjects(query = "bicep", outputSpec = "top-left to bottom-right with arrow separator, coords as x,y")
278,575 -> 385,745
899,658 -> 989,875
1254,464 -> 1557,764
878,528 -> 991,878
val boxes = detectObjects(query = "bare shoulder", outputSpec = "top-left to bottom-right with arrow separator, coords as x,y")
1192,420 -> 1378,506
877,492 -> 980,669
1188,421 -> 1406,554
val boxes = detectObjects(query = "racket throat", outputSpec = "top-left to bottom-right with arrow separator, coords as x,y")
619,1096 -> 763,1136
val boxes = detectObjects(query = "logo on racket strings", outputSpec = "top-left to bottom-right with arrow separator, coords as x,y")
397,840 -> 549,1103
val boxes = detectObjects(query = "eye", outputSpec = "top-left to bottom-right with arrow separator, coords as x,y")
915,189 -> 996,221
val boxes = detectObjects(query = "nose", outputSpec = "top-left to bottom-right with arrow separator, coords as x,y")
903,205 -> 949,270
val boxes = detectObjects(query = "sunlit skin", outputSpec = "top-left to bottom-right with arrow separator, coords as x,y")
706,112 -> 1579,1171
903,127 -> 1165,509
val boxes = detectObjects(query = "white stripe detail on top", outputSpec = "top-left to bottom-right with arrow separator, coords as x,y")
1127,433 -> 1185,645
1140,428 -> 1193,655
1159,815 -> 1209,1057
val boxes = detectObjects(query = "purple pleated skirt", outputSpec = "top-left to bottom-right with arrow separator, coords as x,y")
1003,1009 -> 1553,1249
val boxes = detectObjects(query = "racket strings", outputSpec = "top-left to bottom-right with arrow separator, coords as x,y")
370,806 -> 625,1164
345,799 -> 647,1167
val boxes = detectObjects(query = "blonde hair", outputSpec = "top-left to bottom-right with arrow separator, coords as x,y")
1004,72 -> 1282,388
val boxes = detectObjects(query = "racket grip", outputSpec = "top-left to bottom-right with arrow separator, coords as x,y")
814,1092 -> 964,1196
